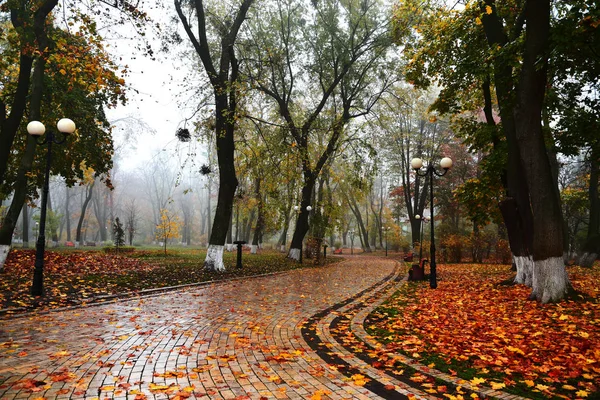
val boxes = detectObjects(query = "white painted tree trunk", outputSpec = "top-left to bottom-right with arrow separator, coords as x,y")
288,247 -> 301,261
250,245 -> 257,254
0,245 -> 9,272
578,252 -> 597,268
280,245 -> 286,253
530,257 -> 569,303
226,243 -> 234,252
204,244 -> 226,272
513,255 -> 533,286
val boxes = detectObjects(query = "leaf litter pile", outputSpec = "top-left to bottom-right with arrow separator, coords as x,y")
0,248 -> 326,312
366,263 -> 600,399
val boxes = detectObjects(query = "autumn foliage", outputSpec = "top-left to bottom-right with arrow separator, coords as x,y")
367,263 -> 600,398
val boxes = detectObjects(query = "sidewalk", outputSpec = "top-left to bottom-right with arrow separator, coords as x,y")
0,257 -> 522,399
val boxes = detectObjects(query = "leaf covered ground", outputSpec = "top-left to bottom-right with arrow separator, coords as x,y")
0,248 -> 329,313
366,263 -> 600,399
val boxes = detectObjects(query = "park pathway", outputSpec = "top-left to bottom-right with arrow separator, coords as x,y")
0,257 -> 514,400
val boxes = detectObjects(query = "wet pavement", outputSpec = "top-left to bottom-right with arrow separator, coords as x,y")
0,257 -> 520,399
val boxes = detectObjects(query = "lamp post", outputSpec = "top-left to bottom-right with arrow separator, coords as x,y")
411,156 -> 452,289
349,230 -> 355,255
28,118 -> 76,296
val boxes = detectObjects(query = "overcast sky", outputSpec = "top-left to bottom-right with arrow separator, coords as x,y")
99,3 -> 199,172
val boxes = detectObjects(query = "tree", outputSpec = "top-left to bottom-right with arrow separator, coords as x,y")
393,0 -> 572,302
241,0 -> 392,260
75,165 -> 96,245
113,217 -> 125,251
0,11 -> 124,257
0,0 -> 58,190
155,208 -> 182,255
124,199 -> 139,246
371,86 -> 453,247
549,0 -> 600,267
174,0 -> 255,271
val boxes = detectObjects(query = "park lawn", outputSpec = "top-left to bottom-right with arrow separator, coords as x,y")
0,247 -> 334,313
366,263 -> 600,399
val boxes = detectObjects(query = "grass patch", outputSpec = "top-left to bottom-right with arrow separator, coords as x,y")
365,263 -> 600,399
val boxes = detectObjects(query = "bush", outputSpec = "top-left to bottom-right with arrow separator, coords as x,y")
495,239 -> 511,264
441,234 -> 469,263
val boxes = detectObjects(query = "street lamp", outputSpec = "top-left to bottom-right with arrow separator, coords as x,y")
411,156 -> 452,289
349,230 -> 355,255
28,118 -> 76,296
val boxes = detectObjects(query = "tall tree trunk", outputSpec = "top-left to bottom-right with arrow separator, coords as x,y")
348,196 -> 372,253
76,182 -> 95,244
226,207 -> 233,250
205,104 -> 238,269
514,0 -> 568,303
251,179 -> 264,254
579,148 -> 600,267
66,186 -> 71,242
244,209 -> 256,243
481,1 -> 534,284
174,0 -> 252,271
0,3 -> 38,188
288,173 -> 316,261
0,0 -> 58,271
22,203 -> 29,248
47,190 -> 58,243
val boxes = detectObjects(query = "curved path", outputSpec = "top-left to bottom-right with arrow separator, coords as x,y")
0,257 -> 516,399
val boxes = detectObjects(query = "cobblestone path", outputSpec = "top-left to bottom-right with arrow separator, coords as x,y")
0,257 -> 520,399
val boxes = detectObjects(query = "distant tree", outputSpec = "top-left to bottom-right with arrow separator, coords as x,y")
124,199 -> 139,246
113,217 -> 125,251
155,208 -> 181,255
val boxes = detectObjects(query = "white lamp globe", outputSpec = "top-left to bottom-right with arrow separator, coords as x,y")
410,157 -> 423,170
415,214 -> 421,220
306,205 -> 312,211
57,118 -> 76,134
440,157 -> 453,170
27,121 -> 46,136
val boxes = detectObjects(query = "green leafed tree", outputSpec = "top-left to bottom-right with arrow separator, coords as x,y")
174,0 -> 255,271
392,0 -> 585,302
240,0 -> 393,260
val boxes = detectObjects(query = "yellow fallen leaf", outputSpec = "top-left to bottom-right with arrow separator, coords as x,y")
524,380 -> 535,387
579,332 -> 590,339
576,390 -> 589,398
562,385 -> 577,391
470,377 -> 485,385
536,384 -> 549,391
559,314 -> 568,320
490,382 -> 505,390
149,383 -> 170,392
